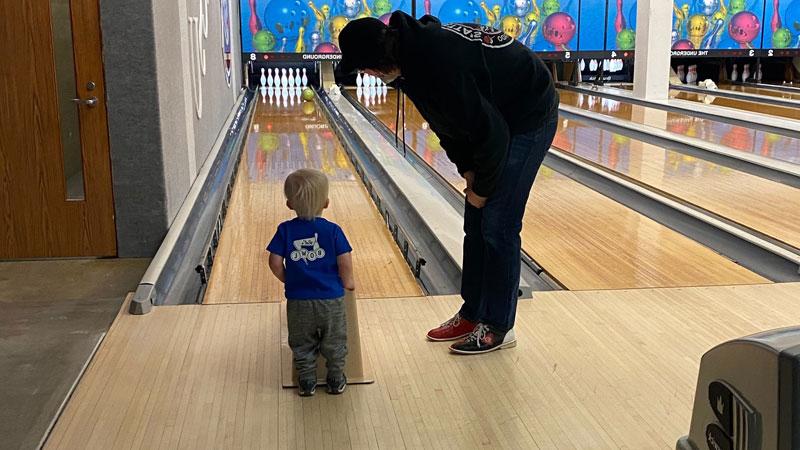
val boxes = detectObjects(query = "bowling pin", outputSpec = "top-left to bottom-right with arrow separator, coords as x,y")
267,68 -> 274,87
288,68 -> 295,87
357,86 -> 363,102
301,68 -> 308,88
268,86 -> 274,105
282,87 -> 289,107
294,69 -> 301,87
260,86 -> 267,103
756,64 -> 763,81
589,59 -> 598,71
296,87 -> 302,104
356,72 -> 363,88
742,64 -> 750,82
260,68 -> 267,87
677,65 -> 686,83
281,68 -> 288,87
731,64 -> 738,82
580,59 -> 586,72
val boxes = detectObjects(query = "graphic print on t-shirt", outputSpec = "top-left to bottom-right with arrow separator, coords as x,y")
290,233 -> 327,264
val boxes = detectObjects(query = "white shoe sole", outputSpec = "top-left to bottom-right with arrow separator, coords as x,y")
449,338 -> 517,355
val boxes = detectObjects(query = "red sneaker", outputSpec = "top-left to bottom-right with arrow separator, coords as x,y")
426,314 -> 477,341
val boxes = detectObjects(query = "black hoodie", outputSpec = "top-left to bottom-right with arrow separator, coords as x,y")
389,12 -> 558,197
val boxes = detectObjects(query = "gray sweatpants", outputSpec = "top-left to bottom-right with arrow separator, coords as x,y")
286,297 -> 347,382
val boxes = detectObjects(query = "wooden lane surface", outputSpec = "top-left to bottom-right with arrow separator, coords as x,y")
45,283 -> 800,449
671,90 -> 800,121
720,83 -> 800,102
555,115 -> 800,251
358,90 -> 766,290
203,97 -> 421,304
611,83 -> 800,121
558,89 -> 800,165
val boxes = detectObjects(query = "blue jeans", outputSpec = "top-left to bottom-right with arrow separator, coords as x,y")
459,115 -> 558,332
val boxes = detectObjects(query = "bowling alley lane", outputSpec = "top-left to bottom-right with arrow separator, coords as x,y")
555,115 -> 800,251
718,83 -> 800,102
203,94 -> 422,304
609,83 -> 800,121
671,90 -> 800,121
354,89 -> 766,290
558,89 -> 800,165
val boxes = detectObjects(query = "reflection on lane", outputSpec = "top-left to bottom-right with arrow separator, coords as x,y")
554,104 -> 800,250
719,83 -> 800,102
559,89 -> 800,165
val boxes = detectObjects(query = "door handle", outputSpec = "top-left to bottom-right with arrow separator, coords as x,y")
71,96 -> 98,107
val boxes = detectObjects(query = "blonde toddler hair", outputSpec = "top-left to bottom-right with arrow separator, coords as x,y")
284,169 -> 329,220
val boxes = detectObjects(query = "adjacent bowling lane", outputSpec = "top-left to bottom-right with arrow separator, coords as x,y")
671,90 -> 800,121
204,93 -> 422,304
612,84 -> 800,121
718,83 -> 800,102
555,113 -> 800,251
354,89 -> 766,290
558,90 -> 800,165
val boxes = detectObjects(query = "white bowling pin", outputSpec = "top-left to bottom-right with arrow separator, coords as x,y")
357,86 -> 363,102
677,65 -> 686,83
260,86 -> 267,103
268,87 -> 274,105
267,68 -> 274,87
282,87 -> 288,107
296,87 -> 302,104
580,59 -> 586,72
281,68 -> 288,87
356,72 -> 363,87
731,64 -> 738,82
294,69 -> 301,87
301,68 -> 308,87
685,66 -> 694,84
742,64 -> 750,82
288,68 -> 295,87
589,59 -> 598,71
756,64 -> 763,81
260,68 -> 267,88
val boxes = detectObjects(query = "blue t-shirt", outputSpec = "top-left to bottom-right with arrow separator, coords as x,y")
267,217 -> 352,300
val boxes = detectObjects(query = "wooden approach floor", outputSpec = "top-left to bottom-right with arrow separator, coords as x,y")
45,282 -> 800,449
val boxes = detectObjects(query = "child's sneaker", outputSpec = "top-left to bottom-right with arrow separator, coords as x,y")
426,313 -> 476,341
326,375 -> 347,395
298,379 -> 316,396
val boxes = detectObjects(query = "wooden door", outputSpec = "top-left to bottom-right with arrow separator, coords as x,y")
0,0 -> 116,258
